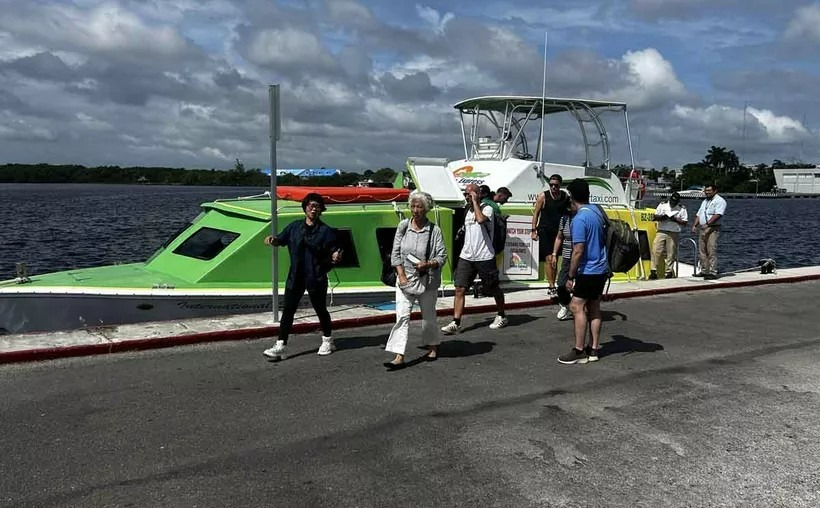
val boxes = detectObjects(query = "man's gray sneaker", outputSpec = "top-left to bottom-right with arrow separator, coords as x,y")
558,348 -> 588,365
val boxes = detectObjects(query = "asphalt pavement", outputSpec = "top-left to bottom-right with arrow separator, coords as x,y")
2,282 -> 820,507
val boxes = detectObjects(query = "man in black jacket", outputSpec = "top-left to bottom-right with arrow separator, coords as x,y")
262,193 -> 342,360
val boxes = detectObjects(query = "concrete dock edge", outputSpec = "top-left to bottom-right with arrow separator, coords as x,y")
3,271 -> 820,365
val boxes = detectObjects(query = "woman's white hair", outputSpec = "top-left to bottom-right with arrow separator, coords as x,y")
408,190 -> 434,213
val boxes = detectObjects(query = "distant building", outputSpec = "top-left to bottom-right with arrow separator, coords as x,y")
263,168 -> 342,178
773,166 -> 820,193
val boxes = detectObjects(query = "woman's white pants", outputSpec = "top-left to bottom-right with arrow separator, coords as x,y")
385,286 -> 440,355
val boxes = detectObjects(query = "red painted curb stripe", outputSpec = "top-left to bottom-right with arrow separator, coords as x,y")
2,273 -> 819,365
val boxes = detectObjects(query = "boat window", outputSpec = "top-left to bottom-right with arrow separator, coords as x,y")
333,229 -> 360,268
173,227 -> 240,260
637,230 -> 651,261
376,227 -> 398,264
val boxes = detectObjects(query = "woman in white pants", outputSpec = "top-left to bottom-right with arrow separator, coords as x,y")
384,191 -> 447,370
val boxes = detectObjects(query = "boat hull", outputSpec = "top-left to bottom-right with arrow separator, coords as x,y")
0,288 -> 399,335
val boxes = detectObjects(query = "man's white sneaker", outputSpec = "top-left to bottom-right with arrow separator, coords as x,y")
556,305 -> 573,321
441,321 -> 462,335
317,336 -> 335,356
489,315 -> 508,329
263,339 -> 287,360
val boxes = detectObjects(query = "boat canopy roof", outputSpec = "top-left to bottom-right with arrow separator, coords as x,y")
453,96 -> 627,115
200,186 -> 410,221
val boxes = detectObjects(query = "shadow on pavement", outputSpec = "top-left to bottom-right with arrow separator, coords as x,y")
435,340 -> 496,358
460,313 -> 539,333
335,334 -> 386,351
600,334 -> 664,358
602,310 -> 628,322
268,334 -> 388,362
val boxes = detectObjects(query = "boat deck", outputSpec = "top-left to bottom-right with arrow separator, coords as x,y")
3,265 -> 820,364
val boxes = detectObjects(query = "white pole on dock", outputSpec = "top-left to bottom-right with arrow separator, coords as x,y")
269,84 -> 281,323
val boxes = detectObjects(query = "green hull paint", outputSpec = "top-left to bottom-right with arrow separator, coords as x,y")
10,197 -> 658,291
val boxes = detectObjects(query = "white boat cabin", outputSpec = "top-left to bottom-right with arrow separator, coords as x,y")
407,96 -> 645,208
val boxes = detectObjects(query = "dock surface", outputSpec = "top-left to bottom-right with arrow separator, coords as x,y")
2,281 -> 820,506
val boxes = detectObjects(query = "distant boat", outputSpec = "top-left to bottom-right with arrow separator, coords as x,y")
678,186 -> 705,198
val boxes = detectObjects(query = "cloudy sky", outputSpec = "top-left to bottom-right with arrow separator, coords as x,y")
0,0 -> 818,171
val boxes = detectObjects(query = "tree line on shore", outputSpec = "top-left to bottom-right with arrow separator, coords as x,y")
2,146 -> 813,193
0,161 -> 398,188
618,146 -> 815,193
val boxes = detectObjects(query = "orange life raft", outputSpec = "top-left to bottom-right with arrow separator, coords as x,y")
276,186 -> 410,204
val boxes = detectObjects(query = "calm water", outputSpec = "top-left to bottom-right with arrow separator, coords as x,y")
1,183 -> 820,277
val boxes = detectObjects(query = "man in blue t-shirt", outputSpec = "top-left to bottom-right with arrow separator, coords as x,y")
558,179 -> 609,365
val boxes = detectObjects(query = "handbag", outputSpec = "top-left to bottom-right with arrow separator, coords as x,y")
380,220 -> 409,287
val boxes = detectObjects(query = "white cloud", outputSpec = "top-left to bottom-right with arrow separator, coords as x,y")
671,104 -> 809,143
75,112 -> 112,131
0,3 -> 192,61
599,48 -> 687,109
388,56 -> 500,90
1,0 -> 819,170
290,79 -> 360,109
416,5 -> 454,34
327,0 -> 376,28
0,116 -> 57,141
363,98 -> 446,132
201,146 -> 230,159
246,28 -> 335,68
784,3 -> 820,42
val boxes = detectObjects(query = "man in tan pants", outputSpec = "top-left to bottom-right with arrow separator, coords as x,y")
650,192 -> 688,279
692,184 -> 727,280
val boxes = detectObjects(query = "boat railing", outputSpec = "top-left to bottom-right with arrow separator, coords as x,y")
677,237 -> 699,277
221,191 -> 271,201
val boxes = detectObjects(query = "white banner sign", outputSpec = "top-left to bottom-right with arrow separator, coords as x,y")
500,215 -> 539,280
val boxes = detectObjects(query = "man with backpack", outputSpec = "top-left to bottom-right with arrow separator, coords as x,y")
441,183 -> 508,334
558,179 -> 608,365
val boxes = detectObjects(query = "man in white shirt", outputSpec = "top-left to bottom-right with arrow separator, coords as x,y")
649,192 -> 688,279
692,184 -> 727,280
441,183 -> 508,334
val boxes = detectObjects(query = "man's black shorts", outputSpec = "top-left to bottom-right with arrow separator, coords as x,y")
573,273 -> 608,301
454,258 -> 499,290
538,228 -> 558,262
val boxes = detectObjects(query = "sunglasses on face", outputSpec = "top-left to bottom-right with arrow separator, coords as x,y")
549,183 -> 560,188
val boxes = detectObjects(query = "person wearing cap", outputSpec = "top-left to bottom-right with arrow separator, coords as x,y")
649,192 -> 688,279
557,179 -> 608,365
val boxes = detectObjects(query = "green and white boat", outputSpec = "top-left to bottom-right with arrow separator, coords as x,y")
0,96 -> 665,334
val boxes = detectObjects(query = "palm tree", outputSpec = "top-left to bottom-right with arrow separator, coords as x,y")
725,150 -> 739,173
703,146 -> 727,173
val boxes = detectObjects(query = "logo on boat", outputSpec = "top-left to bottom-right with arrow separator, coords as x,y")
453,165 -> 489,185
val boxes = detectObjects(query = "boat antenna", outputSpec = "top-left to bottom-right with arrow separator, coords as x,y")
537,31 -> 548,169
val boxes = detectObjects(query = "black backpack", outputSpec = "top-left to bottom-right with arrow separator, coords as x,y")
590,206 -> 641,275
492,213 -> 508,254
479,202 -> 507,254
